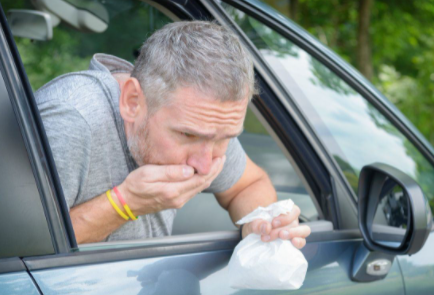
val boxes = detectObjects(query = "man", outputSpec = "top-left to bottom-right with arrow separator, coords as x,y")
36,21 -> 311,246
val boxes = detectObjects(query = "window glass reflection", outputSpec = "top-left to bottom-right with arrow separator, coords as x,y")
222,3 -> 434,213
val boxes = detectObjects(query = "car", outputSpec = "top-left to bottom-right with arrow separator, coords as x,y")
0,0 -> 433,294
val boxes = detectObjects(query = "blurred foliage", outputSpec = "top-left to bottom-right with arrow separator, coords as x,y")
263,0 -> 434,147
4,0 -> 170,90
244,107 -> 269,134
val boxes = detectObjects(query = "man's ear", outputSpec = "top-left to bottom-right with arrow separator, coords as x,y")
119,77 -> 147,123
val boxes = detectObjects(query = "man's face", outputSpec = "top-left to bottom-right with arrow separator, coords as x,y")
128,87 -> 248,174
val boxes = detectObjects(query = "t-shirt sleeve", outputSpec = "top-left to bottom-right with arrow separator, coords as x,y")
205,137 -> 247,193
37,100 -> 92,210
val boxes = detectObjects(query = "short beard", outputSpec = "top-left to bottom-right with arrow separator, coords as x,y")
127,117 -> 152,166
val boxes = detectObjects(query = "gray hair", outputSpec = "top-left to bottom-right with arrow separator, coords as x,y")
131,21 -> 256,114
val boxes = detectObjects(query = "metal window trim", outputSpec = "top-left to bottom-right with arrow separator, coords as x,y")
0,257 -> 26,274
23,229 -> 363,271
24,240 -> 238,271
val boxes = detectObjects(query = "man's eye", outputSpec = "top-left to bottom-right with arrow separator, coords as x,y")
182,132 -> 194,138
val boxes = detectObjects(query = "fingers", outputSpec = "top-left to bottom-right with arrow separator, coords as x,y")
137,164 -> 195,183
242,218 -> 310,249
246,220 -> 310,250
271,205 -> 300,228
157,156 -> 226,209
126,155 -> 226,213
247,219 -> 272,237
139,154 -> 225,185
291,238 -> 307,249
263,225 -> 311,243
177,156 -> 226,195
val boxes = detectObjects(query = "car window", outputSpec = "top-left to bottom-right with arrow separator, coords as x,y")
241,108 -> 318,221
173,105 -> 319,235
5,0 -> 318,251
221,2 -> 434,215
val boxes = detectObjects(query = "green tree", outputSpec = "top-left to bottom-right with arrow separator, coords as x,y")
263,0 -> 434,148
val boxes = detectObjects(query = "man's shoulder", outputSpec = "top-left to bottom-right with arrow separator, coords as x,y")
35,70 -> 117,106
35,68 -> 122,141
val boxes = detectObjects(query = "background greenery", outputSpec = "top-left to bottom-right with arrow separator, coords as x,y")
264,0 -> 434,146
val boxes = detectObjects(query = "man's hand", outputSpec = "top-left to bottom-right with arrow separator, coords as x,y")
117,156 -> 226,216
241,205 -> 311,249
71,155 -> 225,244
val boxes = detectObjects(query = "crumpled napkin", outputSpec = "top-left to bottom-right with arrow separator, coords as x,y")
228,199 -> 308,290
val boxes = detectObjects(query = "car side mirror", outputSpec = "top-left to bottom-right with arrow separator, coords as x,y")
352,163 -> 432,282
7,9 -> 53,41
358,163 -> 432,254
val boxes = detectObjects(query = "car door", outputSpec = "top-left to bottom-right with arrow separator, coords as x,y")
0,259 -> 40,295
207,0 -> 434,294
0,1 -> 431,295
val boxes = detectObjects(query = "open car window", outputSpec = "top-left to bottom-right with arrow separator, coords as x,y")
5,0 -> 321,252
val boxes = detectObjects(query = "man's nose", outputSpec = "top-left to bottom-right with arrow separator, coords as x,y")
187,143 -> 214,175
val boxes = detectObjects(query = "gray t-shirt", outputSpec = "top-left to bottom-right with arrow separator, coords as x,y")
35,53 -> 247,242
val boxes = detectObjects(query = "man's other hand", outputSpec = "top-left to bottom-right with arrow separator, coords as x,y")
241,205 -> 311,249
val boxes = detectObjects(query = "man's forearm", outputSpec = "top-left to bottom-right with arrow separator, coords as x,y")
227,173 -> 277,225
217,158 -> 308,244
70,190 -> 128,244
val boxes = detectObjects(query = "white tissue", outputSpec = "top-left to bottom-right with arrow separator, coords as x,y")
228,199 -> 308,290
236,199 -> 295,224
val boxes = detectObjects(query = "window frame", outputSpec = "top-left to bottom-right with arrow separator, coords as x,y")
1,0 -> 367,265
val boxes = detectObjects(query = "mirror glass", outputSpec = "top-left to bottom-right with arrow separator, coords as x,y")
369,178 -> 410,248
7,10 -> 52,41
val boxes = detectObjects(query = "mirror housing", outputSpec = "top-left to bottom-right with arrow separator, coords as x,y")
358,163 -> 432,255
31,0 -> 109,33
352,163 -> 432,282
7,9 -> 52,41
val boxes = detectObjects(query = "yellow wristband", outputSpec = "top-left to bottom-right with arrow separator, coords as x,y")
123,204 -> 138,221
113,186 -> 137,220
106,190 -> 129,220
